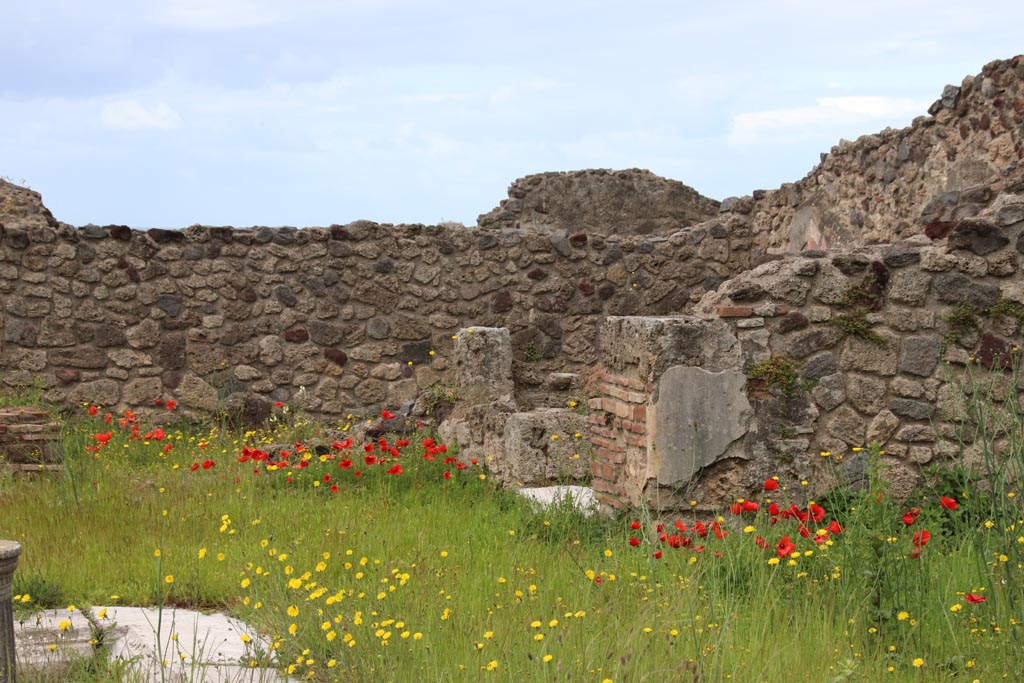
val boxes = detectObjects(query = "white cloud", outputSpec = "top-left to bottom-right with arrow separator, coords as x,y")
729,95 -> 928,145
155,0 -> 279,29
100,100 -> 182,131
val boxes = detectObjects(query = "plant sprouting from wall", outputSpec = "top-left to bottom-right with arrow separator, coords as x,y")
745,355 -> 806,397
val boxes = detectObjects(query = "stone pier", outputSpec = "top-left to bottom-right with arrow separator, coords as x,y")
0,540 -> 22,683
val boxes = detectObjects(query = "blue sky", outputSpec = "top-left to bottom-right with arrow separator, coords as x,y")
2,0 -> 1022,228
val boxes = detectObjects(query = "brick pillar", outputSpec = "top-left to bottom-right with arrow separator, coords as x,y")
587,316 -> 744,513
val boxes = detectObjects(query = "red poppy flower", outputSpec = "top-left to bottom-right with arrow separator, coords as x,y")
729,503 -> 743,515
381,409 -> 396,419
202,459 -> 215,470
742,500 -> 759,512
364,455 -> 377,466
768,502 -> 780,516
902,512 -> 916,526
189,462 -> 200,472
274,401 -> 284,408
652,551 -> 662,559
755,536 -> 770,550
323,474 -> 331,483
87,405 -> 99,417
364,443 -> 374,453
940,496 -> 959,511
912,529 -> 931,547
165,400 -> 177,411
164,443 -> 173,453
630,521 -> 641,530
776,536 -> 795,558
965,593 -> 986,603
809,503 -> 825,523
443,471 -> 451,480
764,478 -> 779,491
828,520 -> 844,535
629,537 -> 641,547
798,524 -> 811,538
694,521 -> 707,537
94,432 -> 113,444
675,520 -> 687,532
330,485 -> 339,494
386,463 -> 403,475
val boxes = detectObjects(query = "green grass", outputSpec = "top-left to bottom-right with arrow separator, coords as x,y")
1,398 -> 1023,682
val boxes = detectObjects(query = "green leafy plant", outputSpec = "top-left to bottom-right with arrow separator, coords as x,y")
827,310 -> 887,346
746,355 -> 805,397
941,304 -> 980,344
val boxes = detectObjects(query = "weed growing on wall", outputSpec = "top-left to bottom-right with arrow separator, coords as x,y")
745,354 -> 806,397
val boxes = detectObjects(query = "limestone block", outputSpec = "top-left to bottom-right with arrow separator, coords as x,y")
827,404 -> 866,446
651,366 -> 751,487
839,333 -> 899,375
898,335 -> 942,377
845,373 -> 887,413
67,379 -> 121,407
811,373 -> 845,411
177,373 -> 220,412
453,327 -> 515,406
122,377 -> 163,405
494,409 -> 590,486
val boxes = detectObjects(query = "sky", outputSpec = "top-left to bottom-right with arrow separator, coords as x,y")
2,0 -> 1023,228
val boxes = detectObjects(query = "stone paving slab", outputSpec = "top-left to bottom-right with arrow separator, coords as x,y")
516,485 -> 597,514
15,606 -> 296,682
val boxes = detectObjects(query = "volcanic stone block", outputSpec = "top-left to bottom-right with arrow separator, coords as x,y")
898,335 -> 942,376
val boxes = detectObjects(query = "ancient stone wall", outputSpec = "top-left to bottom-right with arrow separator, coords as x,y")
731,55 -> 1024,254
0,214 -> 754,421
584,187 -> 1024,512
478,168 -> 720,235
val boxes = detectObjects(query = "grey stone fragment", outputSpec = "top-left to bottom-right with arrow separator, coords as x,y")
366,318 -> 390,340
867,410 -> 900,444
454,327 -> 515,405
257,335 -> 284,366
932,272 -> 1001,309
882,246 -> 920,267
845,373 -> 886,413
895,424 -> 936,442
177,373 -> 219,412
811,373 -> 845,411
155,294 -> 183,316
782,326 -> 843,359
48,346 -> 107,369
898,335 -> 942,377
123,377 -> 163,405
497,409 -> 590,486
948,219 -> 1010,255
827,404 -> 865,446
992,194 -> 1024,226
801,353 -> 838,380
839,333 -> 899,375
653,366 -> 751,486
889,398 -> 934,420
67,379 -> 121,406
888,269 -> 932,305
